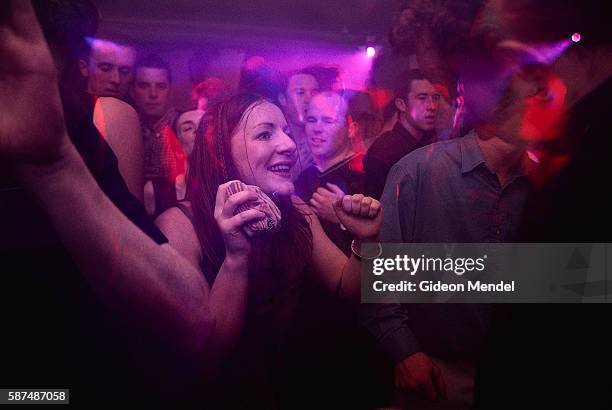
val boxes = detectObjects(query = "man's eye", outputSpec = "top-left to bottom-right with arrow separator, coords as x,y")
532,87 -> 552,102
119,67 -> 132,75
323,118 -> 335,124
306,117 -> 316,123
432,94 -> 441,101
256,131 -> 271,140
98,64 -> 112,72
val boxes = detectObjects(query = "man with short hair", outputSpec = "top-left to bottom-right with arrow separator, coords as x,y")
288,91 -> 375,409
364,69 -> 441,199
295,91 -> 363,253
79,38 -> 136,99
278,69 -> 320,175
130,54 -> 182,217
76,37 -> 143,201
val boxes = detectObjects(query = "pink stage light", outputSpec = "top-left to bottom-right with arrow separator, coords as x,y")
571,32 -> 581,43
366,46 -> 376,58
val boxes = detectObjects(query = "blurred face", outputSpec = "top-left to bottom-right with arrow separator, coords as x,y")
519,71 -> 566,142
230,101 -> 297,196
81,39 -> 135,98
305,93 -> 350,163
399,79 -> 441,132
176,110 -> 204,157
131,67 -> 170,118
281,73 -> 319,125
495,66 -> 567,145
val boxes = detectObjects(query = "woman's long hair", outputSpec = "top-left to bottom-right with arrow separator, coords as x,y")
186,93 -> 312,282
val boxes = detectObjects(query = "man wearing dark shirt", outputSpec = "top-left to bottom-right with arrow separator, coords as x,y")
288,91 -> 383,409
295,91 -> 364,253
364,69 -> 441,199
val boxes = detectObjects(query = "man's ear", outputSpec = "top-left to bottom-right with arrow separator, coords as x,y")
278,92 -> 287,108
78,59 -> 89,78
395,97 -> 407,113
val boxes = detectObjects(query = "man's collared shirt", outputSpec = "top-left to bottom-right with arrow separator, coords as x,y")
141,108 -> 182,180
366,130 -> 535,363
381,130 -> 534,243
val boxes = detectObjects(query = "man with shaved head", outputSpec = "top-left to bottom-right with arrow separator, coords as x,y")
79,38 -> 136,99
295,90 -> 365,252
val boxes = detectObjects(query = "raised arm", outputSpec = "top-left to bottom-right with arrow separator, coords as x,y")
1,0 -> 211,356
295,193 -> 382,302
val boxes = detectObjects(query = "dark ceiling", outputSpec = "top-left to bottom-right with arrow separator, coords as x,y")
93,0 -> 398,47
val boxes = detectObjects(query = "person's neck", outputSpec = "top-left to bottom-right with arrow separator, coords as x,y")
141,113 -> 164,128
475,127 -> 527,185
315,146 -> 355,173
398,114 -> 424,140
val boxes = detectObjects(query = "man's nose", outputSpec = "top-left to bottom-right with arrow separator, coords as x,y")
311,120 -> 323,134
109,69 -> 120,85
426,97 -> 437,110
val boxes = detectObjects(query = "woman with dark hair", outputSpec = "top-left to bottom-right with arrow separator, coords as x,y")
155,93 -> 382,406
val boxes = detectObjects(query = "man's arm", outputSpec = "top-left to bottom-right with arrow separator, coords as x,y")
1,0 -> 212,356
364,160 -> 447,401
363,160 -> 422,360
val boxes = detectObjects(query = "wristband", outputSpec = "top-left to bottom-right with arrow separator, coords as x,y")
350,240 -> 382,260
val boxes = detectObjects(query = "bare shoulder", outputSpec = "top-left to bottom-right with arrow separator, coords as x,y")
96,97 -> 138,119
94,97 -> 140,139
155,203 -> 202,270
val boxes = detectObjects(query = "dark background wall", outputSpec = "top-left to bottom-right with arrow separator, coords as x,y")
92,0 -> 398,108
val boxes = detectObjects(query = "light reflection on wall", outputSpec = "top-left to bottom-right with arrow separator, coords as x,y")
133,40 -> 375,110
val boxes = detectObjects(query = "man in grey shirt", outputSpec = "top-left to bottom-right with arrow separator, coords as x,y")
365,64 -> 546,408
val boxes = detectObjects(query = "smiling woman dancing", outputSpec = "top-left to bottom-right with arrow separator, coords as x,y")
154,93 -> 382,407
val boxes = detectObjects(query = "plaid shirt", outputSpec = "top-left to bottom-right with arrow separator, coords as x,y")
141,108 -> 183,180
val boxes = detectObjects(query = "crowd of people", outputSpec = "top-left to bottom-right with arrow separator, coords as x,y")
1,0 -> 611,408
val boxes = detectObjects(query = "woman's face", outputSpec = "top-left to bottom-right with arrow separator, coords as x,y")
176,109 -> 204,156
230,101 -> 297,197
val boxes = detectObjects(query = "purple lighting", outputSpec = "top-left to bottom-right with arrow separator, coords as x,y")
366,46 -> 376,58
571,32 -> 581,43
